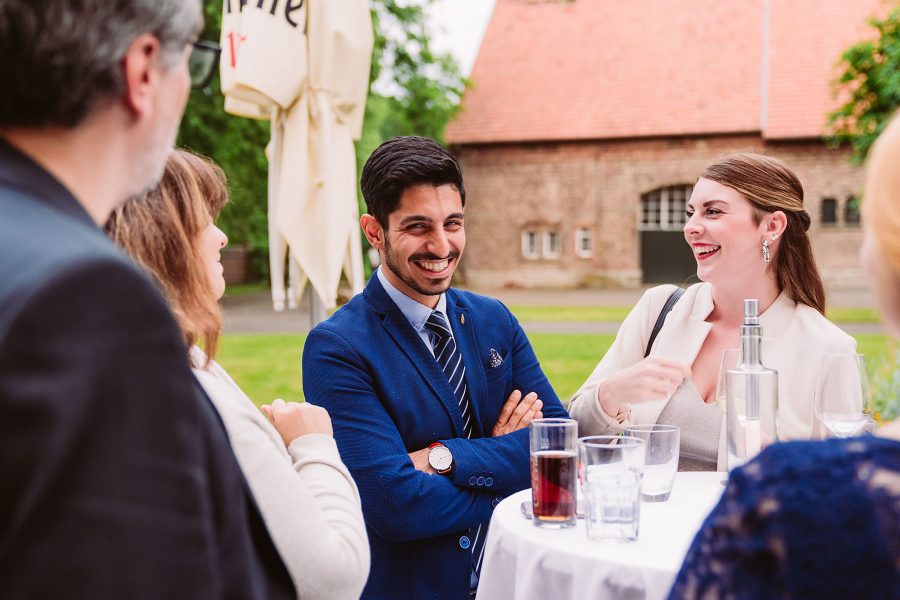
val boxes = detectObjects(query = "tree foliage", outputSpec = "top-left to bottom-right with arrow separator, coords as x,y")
828,7 -> 900,163
178,0 -> 468,281
177,1 -> 271,276
367,0 -> 467,143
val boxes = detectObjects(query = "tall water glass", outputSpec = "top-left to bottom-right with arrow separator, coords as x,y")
622,424 -> 680,502
815,353 -> 873,438
530,418 -> 578,528
577,436 -> 646,542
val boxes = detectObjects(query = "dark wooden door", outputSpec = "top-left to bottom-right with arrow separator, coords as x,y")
640,230 -> 697,284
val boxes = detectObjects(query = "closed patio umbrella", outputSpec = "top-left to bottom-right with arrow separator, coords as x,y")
219,0 -> 372,314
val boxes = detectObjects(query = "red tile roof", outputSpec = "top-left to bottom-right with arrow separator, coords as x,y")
765,0 -> 885,139
446,0 -> 886,144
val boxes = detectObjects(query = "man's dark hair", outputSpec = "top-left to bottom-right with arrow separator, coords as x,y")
360,136 -> 466,226
0,0 -> 201,128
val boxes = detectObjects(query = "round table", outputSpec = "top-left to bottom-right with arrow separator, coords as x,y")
475,472 -> 725,600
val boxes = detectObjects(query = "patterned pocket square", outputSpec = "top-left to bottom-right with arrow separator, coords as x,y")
487,348 -> 504,369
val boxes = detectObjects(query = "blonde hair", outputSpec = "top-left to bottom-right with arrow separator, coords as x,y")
700,153 -> 825,314
106,150 -> 228,365
863,114 -> 900,273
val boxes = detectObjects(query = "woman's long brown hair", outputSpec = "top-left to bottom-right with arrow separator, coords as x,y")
106,149 -> 228,365
700,153 -> 826,314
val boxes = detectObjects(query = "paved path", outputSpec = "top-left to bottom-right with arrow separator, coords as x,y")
222,285 -> 882,336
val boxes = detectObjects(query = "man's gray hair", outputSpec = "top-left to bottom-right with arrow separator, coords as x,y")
0,0 -> 202,128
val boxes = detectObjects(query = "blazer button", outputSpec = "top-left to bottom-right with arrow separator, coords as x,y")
476,476 -> 485,486
468,476 -> 477,485
459,536 -> 471,550
485,477 -> 494,487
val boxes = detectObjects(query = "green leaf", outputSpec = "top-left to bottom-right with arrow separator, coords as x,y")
828,8 -> 900,163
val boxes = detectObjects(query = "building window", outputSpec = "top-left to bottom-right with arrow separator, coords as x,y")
639,185 -> 693,231
575,228 -> 593,258
821,197 -> 837,225
543,231 -> 561,259
844,196 -> 860,226
521,230 -> 540,259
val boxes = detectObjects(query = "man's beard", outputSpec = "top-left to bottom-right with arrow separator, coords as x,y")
125,103 -> 181,204
131,136 -> 175,199
383,236 -> 460,298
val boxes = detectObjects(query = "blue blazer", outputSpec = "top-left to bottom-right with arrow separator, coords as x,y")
303,275 -> 569,600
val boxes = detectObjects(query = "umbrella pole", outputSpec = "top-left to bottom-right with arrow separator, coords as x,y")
308,290 -> 327,327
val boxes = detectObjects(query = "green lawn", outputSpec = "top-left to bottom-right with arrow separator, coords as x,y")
218,334 -> 304,405
826,307 -> 881,323
507,306 -> 633,323
218,333 -> 895,417
502,305 -> 880,324
220,290 -> 881,324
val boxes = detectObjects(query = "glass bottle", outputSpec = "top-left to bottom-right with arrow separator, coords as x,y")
725,299 -> 779,471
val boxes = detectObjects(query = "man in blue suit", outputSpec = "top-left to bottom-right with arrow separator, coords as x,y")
303,136 -> 570,599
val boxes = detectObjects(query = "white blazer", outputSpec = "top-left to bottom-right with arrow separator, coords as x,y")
569,283 -> 857,461
190,348 -> 370,600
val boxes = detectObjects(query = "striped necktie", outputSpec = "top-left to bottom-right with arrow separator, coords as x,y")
425,310 -> 473,437
425,310 -> 487,590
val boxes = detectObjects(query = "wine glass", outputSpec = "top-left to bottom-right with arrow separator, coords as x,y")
815,353 -> 873,438
715,348 -> 741,412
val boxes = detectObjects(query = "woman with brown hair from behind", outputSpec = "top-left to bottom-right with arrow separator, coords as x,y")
107,149 -> 369,600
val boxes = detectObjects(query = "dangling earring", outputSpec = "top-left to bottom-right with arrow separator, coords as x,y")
762,239 -> 770,264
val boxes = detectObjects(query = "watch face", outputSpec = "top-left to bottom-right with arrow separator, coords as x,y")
429,445 -> 453,470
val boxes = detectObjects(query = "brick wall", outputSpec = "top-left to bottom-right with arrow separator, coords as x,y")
453,135 -> 864,289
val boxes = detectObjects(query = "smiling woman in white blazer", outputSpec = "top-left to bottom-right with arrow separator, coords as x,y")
569,154 -> 856,470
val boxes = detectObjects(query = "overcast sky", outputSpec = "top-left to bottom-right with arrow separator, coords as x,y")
427,0 -> 496,75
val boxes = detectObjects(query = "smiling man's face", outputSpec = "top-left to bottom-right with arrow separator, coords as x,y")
374,183 -> 465,308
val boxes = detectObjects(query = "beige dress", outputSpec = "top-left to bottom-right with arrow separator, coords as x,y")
656,380 -> 722,471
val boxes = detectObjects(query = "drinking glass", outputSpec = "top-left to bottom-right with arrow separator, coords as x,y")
716,349 -> 741,412
529,418 -> 578,528
577,436 -> 646,542
815,353 -> 873,438
622,424 -> 679,502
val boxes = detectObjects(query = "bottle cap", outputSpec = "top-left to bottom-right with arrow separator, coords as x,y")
743,299 -> 760,326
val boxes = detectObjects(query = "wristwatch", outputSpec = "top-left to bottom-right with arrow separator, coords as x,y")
428,442 -> 454,476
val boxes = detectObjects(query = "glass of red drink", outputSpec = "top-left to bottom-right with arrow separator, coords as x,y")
529,418 -> 578,528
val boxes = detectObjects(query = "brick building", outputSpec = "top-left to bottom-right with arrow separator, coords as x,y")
445,0 -> 885,289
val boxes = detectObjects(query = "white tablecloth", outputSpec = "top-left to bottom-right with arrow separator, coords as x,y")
475,472 -> 725,600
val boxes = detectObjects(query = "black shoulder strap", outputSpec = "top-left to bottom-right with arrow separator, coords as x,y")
644,288 -> 685,358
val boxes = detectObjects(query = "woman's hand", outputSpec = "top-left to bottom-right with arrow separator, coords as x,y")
597,357 -> 691,418
261,398 -> 333,447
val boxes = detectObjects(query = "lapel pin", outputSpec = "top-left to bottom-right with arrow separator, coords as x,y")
460,314 -> 465,325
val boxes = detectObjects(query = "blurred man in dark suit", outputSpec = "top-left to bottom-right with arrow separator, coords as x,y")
0,1 -> 293,597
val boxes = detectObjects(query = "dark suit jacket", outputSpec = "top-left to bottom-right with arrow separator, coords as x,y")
303,274 -> 569,600
0,140 -> 294,599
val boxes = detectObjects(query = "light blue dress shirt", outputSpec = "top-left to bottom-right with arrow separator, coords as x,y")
376,266 -> 452,355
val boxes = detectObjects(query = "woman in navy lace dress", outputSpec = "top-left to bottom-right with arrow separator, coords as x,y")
668,116 -> 900,599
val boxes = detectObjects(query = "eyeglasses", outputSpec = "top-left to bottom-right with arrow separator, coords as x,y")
188,40 -> 221,89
